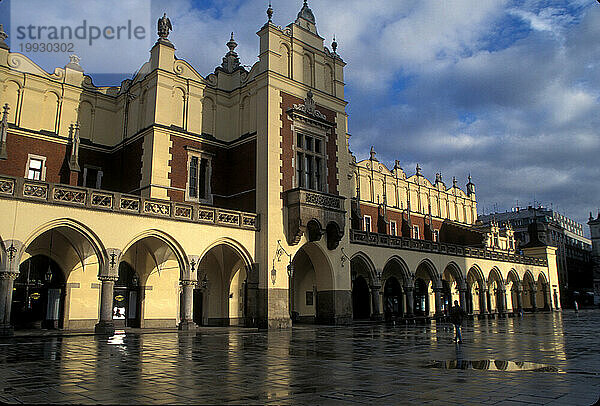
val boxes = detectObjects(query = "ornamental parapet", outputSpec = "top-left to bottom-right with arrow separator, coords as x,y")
349,229 -> 547,267
0,175 -> 259,232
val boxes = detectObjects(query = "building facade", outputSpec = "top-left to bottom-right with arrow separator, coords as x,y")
479,207 -> 593,307
588,213 -> 600,306
0,3 -> 560,336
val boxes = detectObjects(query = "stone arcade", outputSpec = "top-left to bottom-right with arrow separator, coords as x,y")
0,3 -> 560,336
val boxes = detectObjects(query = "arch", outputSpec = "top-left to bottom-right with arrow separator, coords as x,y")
198,237 -> 254,274
121,229 -> 188,279
2,79 -> 22,124
21,218 -> 107,270
416,258 -> 439,281
383,255 -> 411,283
443,261 -> 464,283
279,42 -> 291,78
522,270 -> 535,287
324,63 -> 333,94
488,267 -> 504,286
507,268 -> 520,284
536,272 -> 548,285
41,91 -> 60,132
303,53 -> 314,87
77,101 -> 94,139
350,251 -> 377,285
172,86 -> 186,128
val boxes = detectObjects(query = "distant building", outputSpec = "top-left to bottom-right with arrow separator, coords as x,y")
587,213 -> 600,306
479,207 -> 593,307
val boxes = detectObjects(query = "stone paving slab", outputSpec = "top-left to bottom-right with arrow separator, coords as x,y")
0,311 -> 599,405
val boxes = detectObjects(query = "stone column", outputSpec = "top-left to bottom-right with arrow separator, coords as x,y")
530,287 -> 537,312
370,284 -> 382,320
479,289 -> 488,316
404,286 -> 414,317
0,271 -> 19,337
179,280 -> 197,330
516,284 -> 523,313
95,276 -> 117,335
542,284 -> 550,310
497,289 -> 505,315
459,282 -> 467,312
433,287 -> 444,318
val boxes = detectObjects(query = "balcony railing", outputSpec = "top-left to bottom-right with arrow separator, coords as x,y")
349,229 -> 547,267
0,175 -> 259,231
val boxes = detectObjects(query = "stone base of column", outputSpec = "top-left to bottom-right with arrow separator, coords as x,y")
0,324 -> 14,337
94,321 -> 115,335
178,320 -> 197,331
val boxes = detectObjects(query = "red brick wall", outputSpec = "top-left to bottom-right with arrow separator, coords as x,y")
78,137 -> 143,194
0,132 -> 69,183
280,92 -> 338,195
168,134 -> 256,212
359,204 -> 379,232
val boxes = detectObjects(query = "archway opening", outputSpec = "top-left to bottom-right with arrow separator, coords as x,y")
467,267 -> 484,315
442,265 -> 461,314
414,262 -> 436,317
522,272 -> 535,311
352,276 -> 371,320
290,243 -> 335,324
383,276 -> 402,320
506,270 -> 519,313
12,255 -> 65,329
113,262 -> 140,328
13,225 -> 103,330
119,235 -> 184,328
195,243 -> 249,326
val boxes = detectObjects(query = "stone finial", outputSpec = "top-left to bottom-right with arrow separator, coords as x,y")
0,24 -> 8,50
590,212 -> 594,221
394,160 -> 402,170
468,173 -> 472,183
158,13 -> 173,40
332,35 -> 338,53
68,122 -> 81,172
435,173 -> 442,184
453,176 -> 457,187
370,146 -> 376,160
221,33 -> 241,73
416,163 -> 421,176
267,1 -> 273,22
297,0 -> 316,24
227,32 -> 237,53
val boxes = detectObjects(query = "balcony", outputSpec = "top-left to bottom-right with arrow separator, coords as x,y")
349,229 -> 547,266
0,175 -> 259,231
283,188 -> 346,248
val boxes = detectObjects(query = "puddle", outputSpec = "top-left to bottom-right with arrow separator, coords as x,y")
107,330 -> 126,345
426,360 -> 559,372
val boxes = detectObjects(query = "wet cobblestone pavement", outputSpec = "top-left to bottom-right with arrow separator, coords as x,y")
0,311 -> 599,405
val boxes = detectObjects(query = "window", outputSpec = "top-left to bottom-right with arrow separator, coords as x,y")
295,132 -> 325,191
83,166 -> 103,189
413,225 -> 420,239
390,221 -> 397,236
433,230 -> 439,242
186,150 -> 212,203
306,291 -> 313,306
25,155 -> 46,180
364,215 -> 372,233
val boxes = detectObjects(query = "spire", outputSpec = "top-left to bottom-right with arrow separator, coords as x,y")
297,0 -> 316,24
267,1 -> 273,22
416,163 -> 422,176
332,35 -> 338,54
369,146 -> 377,161
452,176 -> 457,188
227,32 -> 237,53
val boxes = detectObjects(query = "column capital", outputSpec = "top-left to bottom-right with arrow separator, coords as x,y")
403,285 -> 414,292
0,270 -> 19,280
180,279 -> 197,287
98,275 -> 118,282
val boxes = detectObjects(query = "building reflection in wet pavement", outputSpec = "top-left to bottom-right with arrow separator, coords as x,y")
0,311 -> 598,404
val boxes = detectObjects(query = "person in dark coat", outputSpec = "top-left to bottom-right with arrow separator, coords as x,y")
450,300 -> 466,343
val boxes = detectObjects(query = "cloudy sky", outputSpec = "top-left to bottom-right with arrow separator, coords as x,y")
2,0 -> 599,233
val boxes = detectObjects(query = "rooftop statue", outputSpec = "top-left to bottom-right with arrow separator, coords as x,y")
158,13 -> 173,40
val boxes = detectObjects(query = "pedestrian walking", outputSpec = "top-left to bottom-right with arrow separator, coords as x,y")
450,300 -> 466,343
